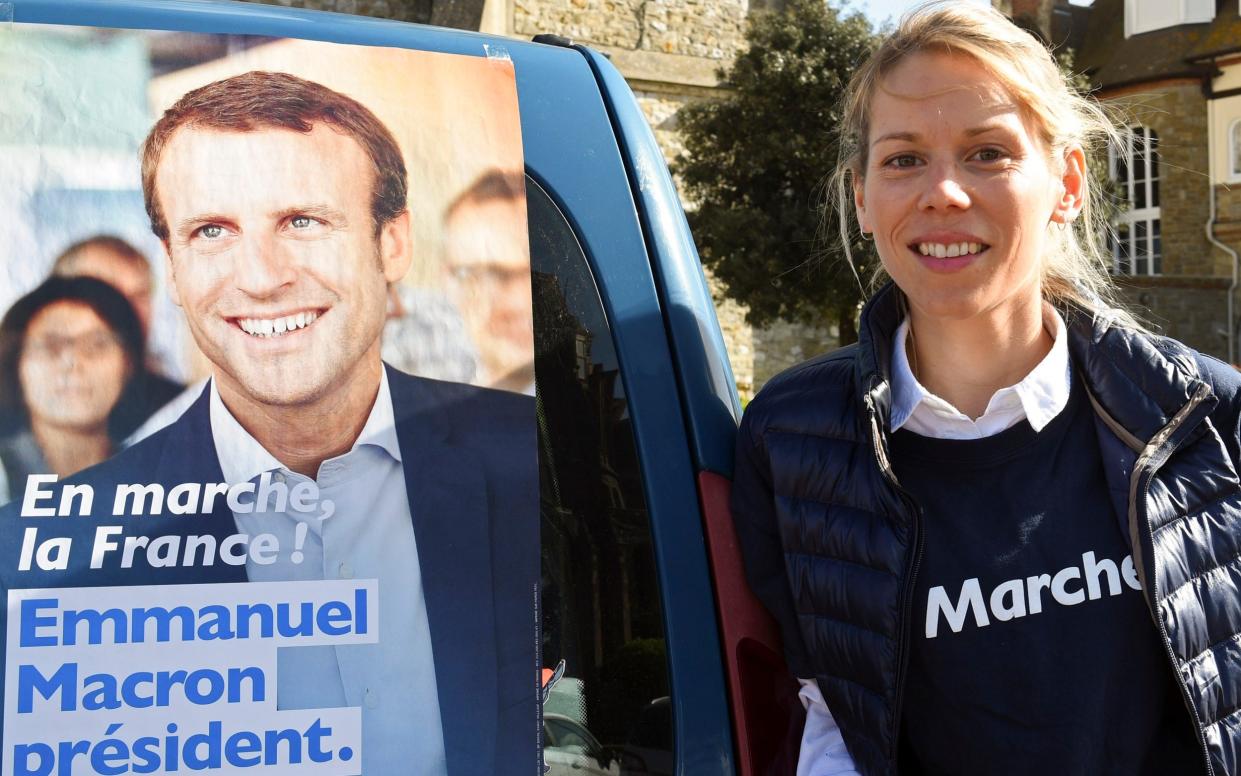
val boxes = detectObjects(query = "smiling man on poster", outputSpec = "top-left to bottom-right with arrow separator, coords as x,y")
0,71 -> 537,775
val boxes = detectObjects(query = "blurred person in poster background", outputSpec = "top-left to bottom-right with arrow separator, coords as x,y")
51,235 -> 186,422
443,169 -> 535,395
0,276 -> 145,503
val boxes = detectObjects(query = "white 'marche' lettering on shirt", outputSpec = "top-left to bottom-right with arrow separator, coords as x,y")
925,551 -> 1142,638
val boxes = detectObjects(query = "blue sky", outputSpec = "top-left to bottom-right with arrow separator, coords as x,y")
851,0 -> 1093,30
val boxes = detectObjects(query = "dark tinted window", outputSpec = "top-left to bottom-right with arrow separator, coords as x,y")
530,174 -> 675,776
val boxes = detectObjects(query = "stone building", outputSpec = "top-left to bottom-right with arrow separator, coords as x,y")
1016,0 -> 1241,363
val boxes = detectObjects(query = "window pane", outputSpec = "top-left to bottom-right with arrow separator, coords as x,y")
1233,124 -> 1241,176
1135,220 -> 1148,275
1117,224 -> 1132,274
1152,219 -> 1162,275
1133,128 -> 1147,183
1151,176 -> 1159,208
1135,178 -> 1147,209
1149,129 -> 1159,182
1115,142 -> 1129,187
529,175 -> 674,774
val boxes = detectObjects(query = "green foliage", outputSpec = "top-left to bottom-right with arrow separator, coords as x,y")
675,0 -> 878,341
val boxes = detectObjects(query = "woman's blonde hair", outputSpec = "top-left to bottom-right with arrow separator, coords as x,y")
831,0 -> 1136,325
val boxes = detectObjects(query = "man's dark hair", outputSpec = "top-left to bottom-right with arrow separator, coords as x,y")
0,276 -> 146,438
52,235 -> 150,276
141,71 -> 408,241
444,168 -> 526,221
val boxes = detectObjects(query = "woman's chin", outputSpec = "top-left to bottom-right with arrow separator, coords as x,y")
900,288 -> 993,323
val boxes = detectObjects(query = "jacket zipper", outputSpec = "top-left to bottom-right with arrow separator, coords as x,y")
891,498 -> 922,771
1128,382 -> 1215,776
865,394 -> 923,771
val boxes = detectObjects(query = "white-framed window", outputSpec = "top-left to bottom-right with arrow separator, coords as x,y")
1125,0 -> 1213,37
1230,118 -> 1241,182
1109,125 -> 1161,276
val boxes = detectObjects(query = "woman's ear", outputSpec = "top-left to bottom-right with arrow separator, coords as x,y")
854,173 -> 871,236
1052,146 -> 1086,225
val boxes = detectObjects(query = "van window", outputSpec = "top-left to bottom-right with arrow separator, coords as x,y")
530,174 -> 675,775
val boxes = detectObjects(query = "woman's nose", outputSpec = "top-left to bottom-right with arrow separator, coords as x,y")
917,163 -> 972,211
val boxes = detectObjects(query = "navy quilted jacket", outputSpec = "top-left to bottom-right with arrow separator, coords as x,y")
733,285 -> 1241,776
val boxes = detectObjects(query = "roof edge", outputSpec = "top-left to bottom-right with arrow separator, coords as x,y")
1095,70 -> 1210,95
1188,46 -> 1241,64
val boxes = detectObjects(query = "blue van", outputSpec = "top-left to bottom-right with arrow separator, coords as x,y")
1,2 -> 798,774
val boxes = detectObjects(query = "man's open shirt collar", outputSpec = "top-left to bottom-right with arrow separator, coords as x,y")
209,367 -> 402,485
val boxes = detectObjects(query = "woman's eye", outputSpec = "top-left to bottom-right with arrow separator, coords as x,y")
973,147 -> 1005,162
885,154 -> 920,169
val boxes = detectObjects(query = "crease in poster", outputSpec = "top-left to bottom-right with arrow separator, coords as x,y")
0,22 -> 538,776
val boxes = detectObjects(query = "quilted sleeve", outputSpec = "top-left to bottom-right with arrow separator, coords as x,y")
732,405 -> 813,677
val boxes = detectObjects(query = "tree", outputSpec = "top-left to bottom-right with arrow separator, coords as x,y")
675,0 -> 878,344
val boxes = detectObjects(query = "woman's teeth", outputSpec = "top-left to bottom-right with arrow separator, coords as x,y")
917,242 -> 984,258
238,311 -> 318,337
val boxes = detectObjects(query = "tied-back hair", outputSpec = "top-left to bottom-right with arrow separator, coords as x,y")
829,0 -> 1138,327
141,71 -> 408,242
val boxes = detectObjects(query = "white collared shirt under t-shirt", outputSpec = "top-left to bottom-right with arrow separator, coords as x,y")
210,369 -> 447,775
796,304 -> 1073,776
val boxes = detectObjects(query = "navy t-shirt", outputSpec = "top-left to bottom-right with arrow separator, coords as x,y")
889,378 -> 1203,775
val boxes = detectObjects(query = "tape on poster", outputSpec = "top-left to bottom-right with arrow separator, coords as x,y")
483,44 -> 512,64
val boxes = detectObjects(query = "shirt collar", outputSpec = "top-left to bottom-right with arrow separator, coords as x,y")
890,304 -> 1071,434
210,367 -> 402,484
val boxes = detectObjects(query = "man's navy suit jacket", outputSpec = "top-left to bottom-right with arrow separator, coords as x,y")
0,365 -> 538,775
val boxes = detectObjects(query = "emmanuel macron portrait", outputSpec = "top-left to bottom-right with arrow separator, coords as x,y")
0,71 -> 538,775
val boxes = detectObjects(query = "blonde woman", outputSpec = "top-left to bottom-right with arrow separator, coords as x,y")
732,3 -> 1240,775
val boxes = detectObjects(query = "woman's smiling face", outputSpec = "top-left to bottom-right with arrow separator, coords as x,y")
855,50 -> 1072,324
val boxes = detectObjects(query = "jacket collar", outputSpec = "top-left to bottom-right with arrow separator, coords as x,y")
1062,307 -> 1211,447
855,283 -> 906,428
855,283 -> 1212,448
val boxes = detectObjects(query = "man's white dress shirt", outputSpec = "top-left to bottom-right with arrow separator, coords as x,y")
211,370 -> 447,775
796,306 -> 1072,776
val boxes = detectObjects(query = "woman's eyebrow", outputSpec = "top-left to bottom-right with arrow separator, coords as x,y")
872,131 -> 918,147
872,118 -> 1017,148
965,123 -> 1011,137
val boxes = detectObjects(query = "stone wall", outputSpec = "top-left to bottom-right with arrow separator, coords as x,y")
1097,82 -> 1241,362
512,0 -> 746,59
1106,83 -> 1219,276
754,319 -> 834,388
1116,276 -> 1234,361
708,275 -> 755,398
1215,182 -> 1241,242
